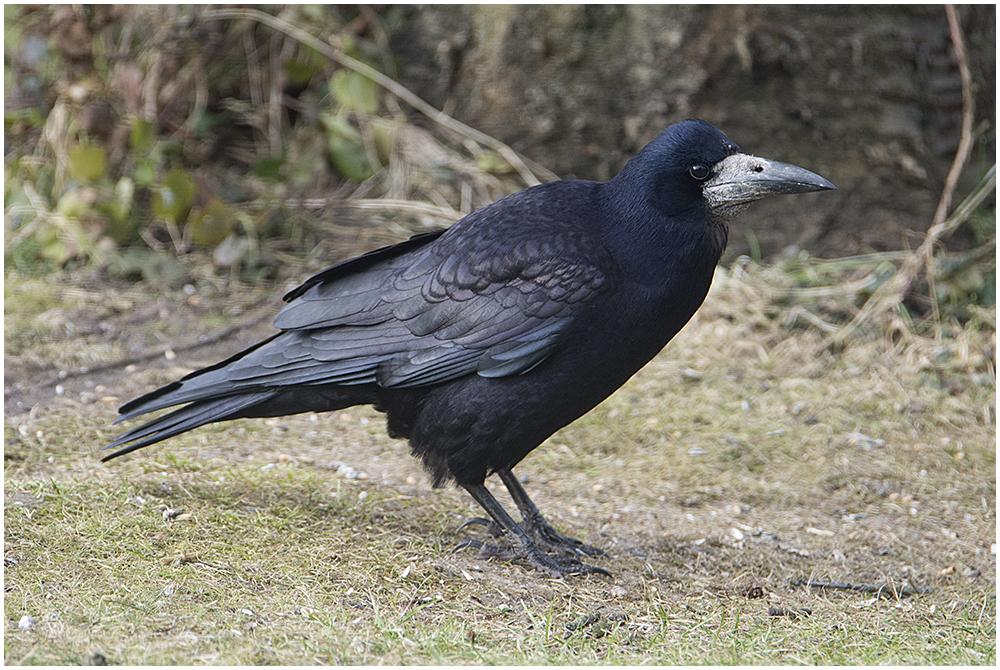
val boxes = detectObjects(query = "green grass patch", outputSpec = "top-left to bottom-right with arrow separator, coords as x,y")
5,263 -> 996,665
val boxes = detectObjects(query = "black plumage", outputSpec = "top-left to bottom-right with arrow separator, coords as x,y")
104,120 -> 834,576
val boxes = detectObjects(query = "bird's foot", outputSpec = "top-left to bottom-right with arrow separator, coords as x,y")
454,539 -> 609,578
521,512 -> 605,557
458,514 -> 605,558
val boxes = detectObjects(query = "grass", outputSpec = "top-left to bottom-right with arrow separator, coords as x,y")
5,5 -> 993,661
4,259 -> 996,665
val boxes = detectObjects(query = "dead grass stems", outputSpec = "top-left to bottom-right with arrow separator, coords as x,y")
828,7 -> 994,348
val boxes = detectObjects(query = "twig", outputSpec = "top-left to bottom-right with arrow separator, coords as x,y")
51,304 -> 276,382
173,57 -> 209,142
923,4 -> 978,335
197,7 -> 556,187
269,28 -> 285,156
783,305 -> 842,333
936,5 -> 977,233
768,606 -> 811,619
5,183 -> 49,252
824,5 -> 982,348
272,197 -> 464,222
791,578 -> 927,599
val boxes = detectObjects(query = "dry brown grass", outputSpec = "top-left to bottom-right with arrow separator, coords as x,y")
5,6 -> 994,663
4,252 -> 995,665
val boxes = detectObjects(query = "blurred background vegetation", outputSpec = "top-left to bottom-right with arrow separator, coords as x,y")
4,9 -> 994,665
4,5 -> 537,290
3,4 -> 996,331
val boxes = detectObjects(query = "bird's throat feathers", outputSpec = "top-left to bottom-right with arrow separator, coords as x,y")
596,177 -> 727,287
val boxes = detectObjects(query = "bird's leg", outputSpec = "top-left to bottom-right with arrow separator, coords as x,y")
497,468 -> 605,557
457,482 -> 608,578
458,470 -> 606,556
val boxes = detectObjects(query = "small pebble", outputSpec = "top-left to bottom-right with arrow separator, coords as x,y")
806,526 -> 835,536
18,615 -> 35,630
846,432 -> 884,449
681,368 -> 702,382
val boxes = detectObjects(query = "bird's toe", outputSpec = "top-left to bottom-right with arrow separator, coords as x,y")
523,549 -> 611,579
453,539 -> 524,562
523,515 -> 606,558
453,538 -> 609,578
457,516 -> 504,537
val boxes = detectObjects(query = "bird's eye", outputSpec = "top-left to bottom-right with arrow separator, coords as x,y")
689,164 -> 710,181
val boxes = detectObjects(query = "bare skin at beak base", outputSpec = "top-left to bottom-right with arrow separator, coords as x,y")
704,153 -> 836,216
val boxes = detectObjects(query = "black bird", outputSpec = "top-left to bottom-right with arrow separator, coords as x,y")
103,120 -> 834,577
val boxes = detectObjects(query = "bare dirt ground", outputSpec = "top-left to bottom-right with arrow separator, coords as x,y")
4,258 -> 996,664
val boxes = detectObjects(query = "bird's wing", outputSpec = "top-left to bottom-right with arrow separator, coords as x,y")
120,206 -> 619,418
269,223 -> 617,388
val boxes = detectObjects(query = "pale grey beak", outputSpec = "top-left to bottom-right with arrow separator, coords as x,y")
704,154 -> 835,217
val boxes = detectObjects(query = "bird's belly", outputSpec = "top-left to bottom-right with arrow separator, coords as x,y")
379,279 -> 710,487
386,326 -> 667,486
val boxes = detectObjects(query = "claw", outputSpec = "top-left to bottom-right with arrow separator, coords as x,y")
520,546 -> 611,578
453,537 -> 610,578
459,514 -> 603,556
452,539 -> 484,554
457,517 -> 493,532
454,539 -> 523,562
459,482 -> 610,578
518,513 -> 606,558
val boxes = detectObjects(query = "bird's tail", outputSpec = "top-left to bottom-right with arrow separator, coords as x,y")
104,374 -> 379,461
102,329 -> 391,461
102,391 -> 278,461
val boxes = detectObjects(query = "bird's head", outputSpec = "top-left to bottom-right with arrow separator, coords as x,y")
622,119 -> 835,224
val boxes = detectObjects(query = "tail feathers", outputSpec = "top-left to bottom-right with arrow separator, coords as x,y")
102,391 -> 277,462
116,334 -> 283,421
116,380 -> 185,422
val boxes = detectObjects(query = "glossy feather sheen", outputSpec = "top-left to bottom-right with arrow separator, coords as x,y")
105,120 -> 829,490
